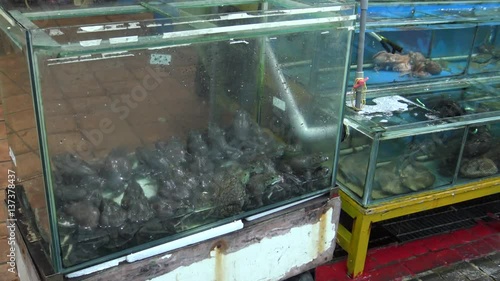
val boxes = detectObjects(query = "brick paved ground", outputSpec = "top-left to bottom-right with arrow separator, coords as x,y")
405,252 -> 500,281
288,251 -> 500,281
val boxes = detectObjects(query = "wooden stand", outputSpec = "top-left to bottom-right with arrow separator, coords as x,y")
336,177 -> 500,278
14,194 -> 341,281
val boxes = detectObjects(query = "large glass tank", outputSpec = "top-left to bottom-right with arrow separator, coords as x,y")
338,79 -> 500,206
349,1 -> 500,86
0,0 -> 355,274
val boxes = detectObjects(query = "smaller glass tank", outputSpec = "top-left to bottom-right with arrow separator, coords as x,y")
338,80 -> 500,206
349,1 -> 500,86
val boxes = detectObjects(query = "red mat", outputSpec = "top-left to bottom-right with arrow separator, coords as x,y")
316,220 -> 500,281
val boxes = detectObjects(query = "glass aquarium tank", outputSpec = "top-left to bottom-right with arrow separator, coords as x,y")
0,0 -> 355,274
338,79 -> 500,207
349,1 -> 500,86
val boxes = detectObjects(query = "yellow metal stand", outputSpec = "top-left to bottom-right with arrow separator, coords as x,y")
336,177 -> 500,278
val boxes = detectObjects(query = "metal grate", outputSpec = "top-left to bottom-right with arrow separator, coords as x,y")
334,193 -> 500,257
382,209 -> 477,242
386,219 -> 477,242
380,193 -> 500,242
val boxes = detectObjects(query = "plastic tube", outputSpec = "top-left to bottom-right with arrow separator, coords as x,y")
355,0 -> 368,109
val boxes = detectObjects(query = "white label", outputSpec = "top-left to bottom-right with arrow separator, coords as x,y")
49,29 -> 64,36
229,39 -> 249,45
9,147 -> 16,167
273,97 -> 286,111
79,39 -> 102,47
79,25 -> 104,33
150,54 -> 172,65
109,36 -> 138,45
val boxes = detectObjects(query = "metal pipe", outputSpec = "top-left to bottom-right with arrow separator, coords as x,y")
265,41 -> 338,143
355,0 -> 368,109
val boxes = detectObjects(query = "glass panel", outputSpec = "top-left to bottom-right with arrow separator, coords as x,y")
0,0 -> 259,13
0,12 -> 53,263
370,130 -> 462,203
337,127 -> 372,201
457,123 -> 500,183
25,3 -> 354,270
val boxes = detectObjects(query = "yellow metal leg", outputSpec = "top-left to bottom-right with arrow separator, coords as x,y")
337,177 -> 500,278
346,214 -> 372,278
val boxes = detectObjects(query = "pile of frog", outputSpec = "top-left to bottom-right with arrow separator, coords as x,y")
372,51 -> 442,78
51,109 -> 331,266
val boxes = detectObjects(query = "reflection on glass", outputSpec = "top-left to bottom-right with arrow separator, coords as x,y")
19,4 -> 355,268
0,19 -> 53,264
337,129 -> 372,199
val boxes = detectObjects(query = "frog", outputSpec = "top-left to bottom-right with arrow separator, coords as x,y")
149,196 -> 180,219
62,174 -> 103,207
463,126 -> 492,157
373,162 -> 409,195
210,165 -> 250,218
262,183 -> 290,205
432,99 -> 466,118
54,183 -> 88,204
135,146 -> 171,173
304,166 -> 331,191
100,148 -> 133,197
279,152 -> 330,175
245,155 -> 278,175
478,44 -> 500,60
63,228 -> 110,266
230,109 -> 254,144
135,218 -> 177,244
372,51 -> 411,72
424,60 -> 442,75
473,53 -> 493,64
156,173 -> 185,200
121,181 -> 155,223
399,161 -> 435,191
99,199 -> 127,228
246,172 -> 283,207
52,153 -> 97,177
162,168 -> 199,207
189,155 -> 214,175
256,131 -> 286,159
57,209 -> 77,237
207,123 -> 243,161
460,157 -> 498,178
187,130 -> 209,156
64,201 -> 101,229
156,137 -> 189,167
